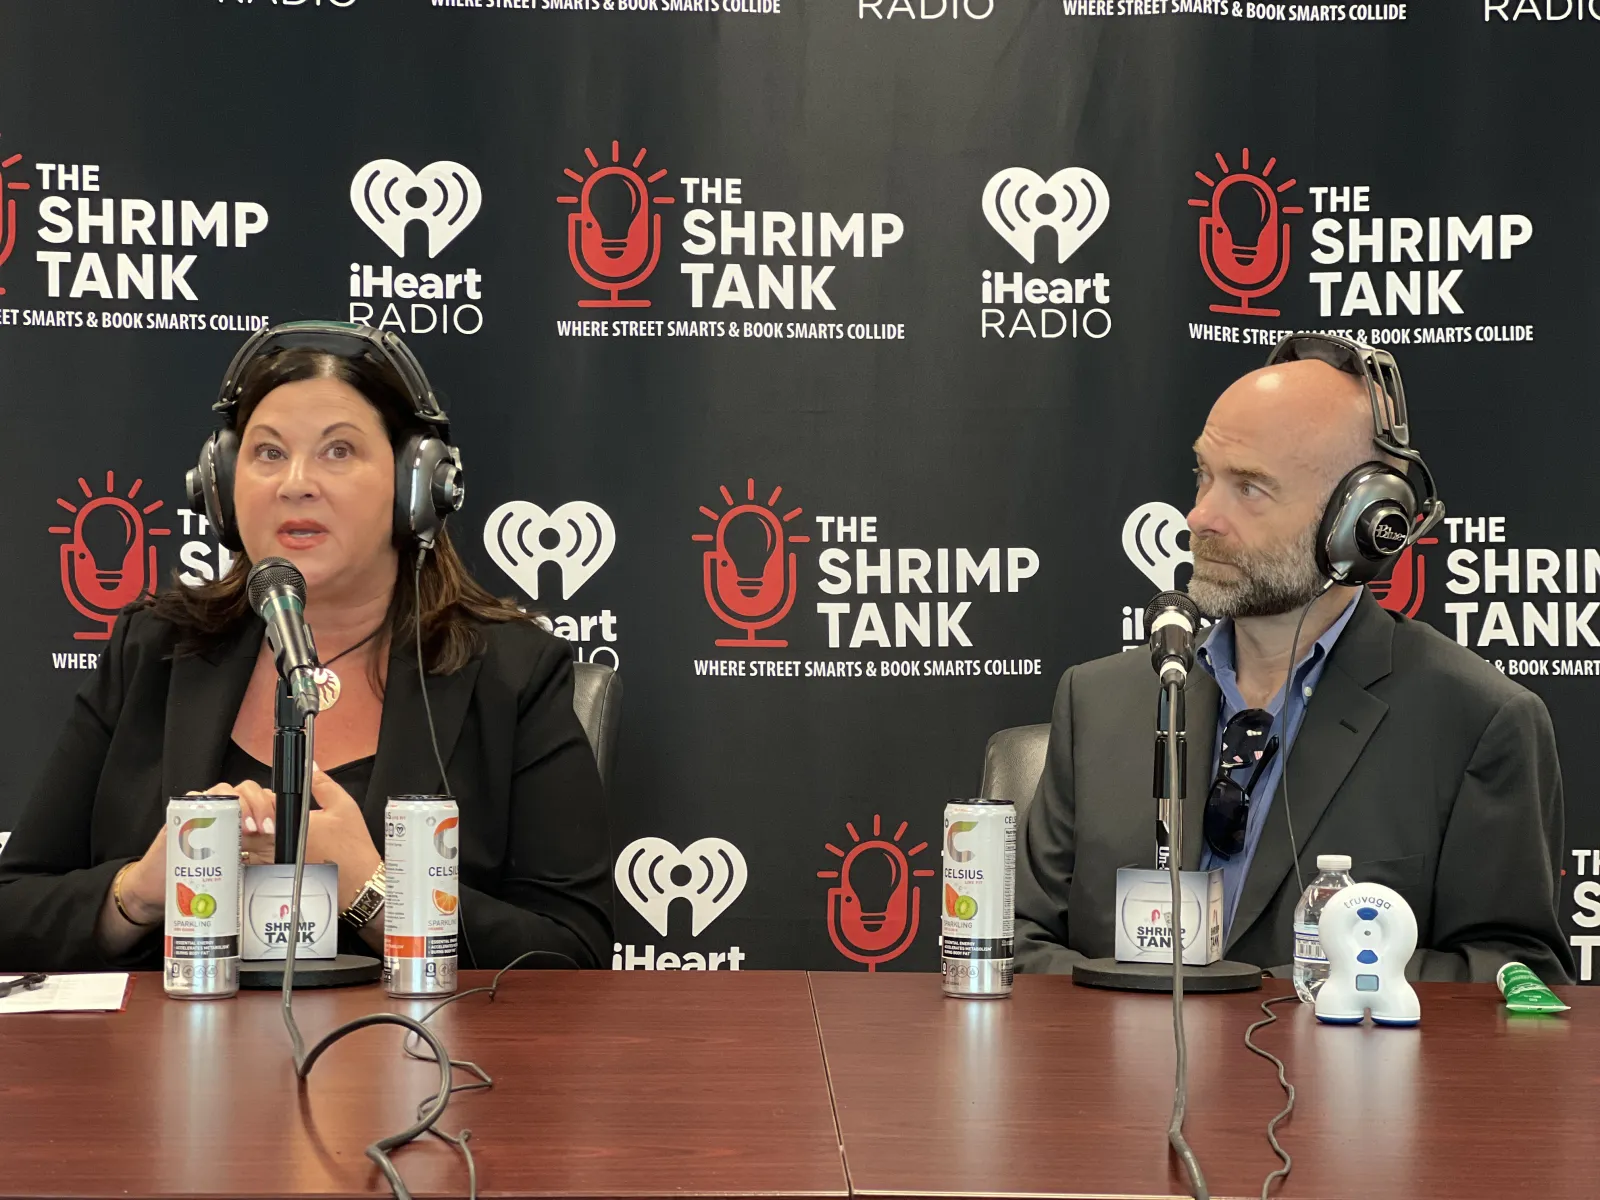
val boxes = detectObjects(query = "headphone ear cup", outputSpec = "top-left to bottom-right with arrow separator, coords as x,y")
191,429 -> 243,553
394,432 -> 425,547
394,433 -> 464,549
1318,463 -> 1417,587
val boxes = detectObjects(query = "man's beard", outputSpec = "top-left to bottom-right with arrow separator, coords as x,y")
1186,521 -> 1324,619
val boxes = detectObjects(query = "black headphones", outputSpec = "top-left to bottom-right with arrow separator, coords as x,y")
185,321 -> 465,554
1264,333 -> 1445,587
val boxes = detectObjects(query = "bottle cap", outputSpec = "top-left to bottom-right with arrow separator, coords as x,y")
1317,854 -> 1352,871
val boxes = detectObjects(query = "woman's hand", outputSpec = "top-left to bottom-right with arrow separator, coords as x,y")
305,767 -> 382,911
116,782 -> 276,925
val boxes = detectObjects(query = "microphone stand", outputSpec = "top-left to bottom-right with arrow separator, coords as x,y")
273,677 -> 309,865
1072,669 -> 1261,998
1157,675 -> 1206,1196
1152,679 -> 1186,872
239,668 -> 381,990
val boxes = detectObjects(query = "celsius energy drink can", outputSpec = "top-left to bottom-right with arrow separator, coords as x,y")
164,795 -> 242,999
941,798 -> 1016,998
385,796 -> 460,997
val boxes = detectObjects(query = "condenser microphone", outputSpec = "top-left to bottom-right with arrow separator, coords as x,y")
246,557 -> 320,712
1145,591 -> 1200,685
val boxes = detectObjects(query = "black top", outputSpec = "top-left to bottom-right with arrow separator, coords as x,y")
0,606 -> 615,972
217,740 -> 376,806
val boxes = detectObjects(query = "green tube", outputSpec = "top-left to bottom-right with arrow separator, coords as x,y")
1497,962 -> 1570,1013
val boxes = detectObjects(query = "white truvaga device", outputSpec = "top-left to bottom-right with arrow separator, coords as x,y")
1313,882 -> 1421,1027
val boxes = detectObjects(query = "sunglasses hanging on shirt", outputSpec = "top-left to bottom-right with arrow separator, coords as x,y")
1203,707 -> 1281,860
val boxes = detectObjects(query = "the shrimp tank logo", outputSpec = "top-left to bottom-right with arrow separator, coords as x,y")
819,813 -> 935,970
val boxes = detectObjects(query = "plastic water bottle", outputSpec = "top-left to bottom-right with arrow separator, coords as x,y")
1293,854 -> 1356,1003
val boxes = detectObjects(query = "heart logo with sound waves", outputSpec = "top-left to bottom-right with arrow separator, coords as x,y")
982,167 -> 1110,265
614,837 -> 748,937
484,500 -> 615,602
350,159 -> 482,258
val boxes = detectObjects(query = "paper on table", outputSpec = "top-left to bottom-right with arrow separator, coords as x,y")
0,973 -> 130,1014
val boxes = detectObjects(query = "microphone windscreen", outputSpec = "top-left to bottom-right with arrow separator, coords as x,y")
1144,590 -> 1200,632
246,556 -> 307,615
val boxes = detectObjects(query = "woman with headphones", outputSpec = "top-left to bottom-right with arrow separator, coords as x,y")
0,323 -> 614,972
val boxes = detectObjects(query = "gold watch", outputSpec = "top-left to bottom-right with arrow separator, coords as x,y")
340,863 -> 387,930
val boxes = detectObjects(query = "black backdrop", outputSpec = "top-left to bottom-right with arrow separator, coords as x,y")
2,0 -> 1597,978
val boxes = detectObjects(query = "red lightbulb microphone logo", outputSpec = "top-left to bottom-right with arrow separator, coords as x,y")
1368,535 -> 1438,620
1188,147 -> 1303,318
0,134 -> 31,295
558,140 -> 675,308
49,472 -> 171,640
693,477 -> 810,648
819,814 -> 935,971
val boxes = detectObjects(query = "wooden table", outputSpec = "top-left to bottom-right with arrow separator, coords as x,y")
811,972 -> 1600,1200
0,971 -> 846,1199
1,970 -> 1595,1199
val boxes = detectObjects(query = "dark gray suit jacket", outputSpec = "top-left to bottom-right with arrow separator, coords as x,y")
1015,591 -> 1574,984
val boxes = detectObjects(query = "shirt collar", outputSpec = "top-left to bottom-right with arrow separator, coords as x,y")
1196,589 -> 1362,691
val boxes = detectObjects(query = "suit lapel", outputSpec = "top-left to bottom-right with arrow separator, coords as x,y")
1180,667 -> 1218,871
365,648 -> 482,824
1226,592 -> 1394,951
162,624 -> 262,796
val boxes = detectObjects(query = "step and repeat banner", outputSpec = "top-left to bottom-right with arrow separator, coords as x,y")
1,0 -> 1597,977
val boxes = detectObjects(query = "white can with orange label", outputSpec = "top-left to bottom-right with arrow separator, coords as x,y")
384,795 -> 459,997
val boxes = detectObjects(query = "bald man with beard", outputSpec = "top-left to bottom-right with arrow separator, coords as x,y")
1014,349 -> 1573,983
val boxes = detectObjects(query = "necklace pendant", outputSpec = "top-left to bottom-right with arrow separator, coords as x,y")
310,666 -> 341,712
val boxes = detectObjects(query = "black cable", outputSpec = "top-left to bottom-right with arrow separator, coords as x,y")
1236,587 -> 1325,1199
1162,681 -> 1208,1200
396,950 -> 581,1198
412,547 -> 478,970
1244,995 -> 1300,1198
277,749 -> 461,1200
269,549 -> 484,1200
414,547 -> 454,801
1279,587 -> 1327,927
274,552 -> 574,1200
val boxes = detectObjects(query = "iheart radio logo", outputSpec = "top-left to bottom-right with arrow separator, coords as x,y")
982,167 -> 1109,265
1188,147 -> 1303,318
1119,500 -> 1196,649
614,837 -> 748,937
485,500 -> 616,601
350,159 -> 482,258
1122,501 -> 1192,592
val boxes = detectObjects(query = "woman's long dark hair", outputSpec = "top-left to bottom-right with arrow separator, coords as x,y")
145,345 -> 535,683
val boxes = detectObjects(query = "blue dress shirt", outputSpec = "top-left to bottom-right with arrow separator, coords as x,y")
1197,591 -> 1361,933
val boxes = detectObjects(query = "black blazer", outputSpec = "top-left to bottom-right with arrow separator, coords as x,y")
0,606 -> 615,972
1015,591 -> 1575,984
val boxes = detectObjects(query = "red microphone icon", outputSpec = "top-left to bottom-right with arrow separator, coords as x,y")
1368,536 -> 1437,620
558,141 -> 674,308
693,478 -> 810,648
50,472 -> 172,640
0,136 -> 31,296
820,815 -> 935,972
1189,147 -> 1304,318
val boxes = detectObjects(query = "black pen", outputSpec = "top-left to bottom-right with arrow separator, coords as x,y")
0,973 -> 48,999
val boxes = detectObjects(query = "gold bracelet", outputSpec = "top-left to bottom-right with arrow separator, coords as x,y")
112,863 -> 158,928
